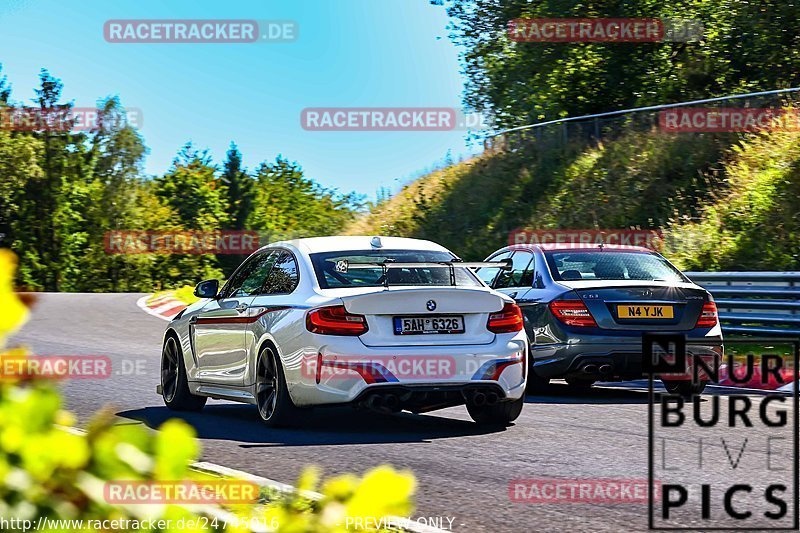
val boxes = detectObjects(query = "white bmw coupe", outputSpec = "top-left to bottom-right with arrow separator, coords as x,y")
158,236 -> 528,426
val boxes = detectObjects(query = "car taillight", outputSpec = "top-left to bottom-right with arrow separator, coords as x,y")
306,305 -> 368,336
549,300 -> 597,327
695,301 -> 718,328
487,302 -> 524,333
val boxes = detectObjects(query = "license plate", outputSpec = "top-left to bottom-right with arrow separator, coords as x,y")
393,315 -> 465,335
617,305 -> 674,319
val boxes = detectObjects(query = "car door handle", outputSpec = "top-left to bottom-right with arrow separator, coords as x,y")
235,304 -> 248,313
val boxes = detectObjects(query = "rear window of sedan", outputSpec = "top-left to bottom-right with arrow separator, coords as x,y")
544,251 -> 688,282
310,249 -> 481,289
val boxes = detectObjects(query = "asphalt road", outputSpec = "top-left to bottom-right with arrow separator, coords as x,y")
11,293 -> 797,532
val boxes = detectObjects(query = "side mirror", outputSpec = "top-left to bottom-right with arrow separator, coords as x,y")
194,279 -> 219,299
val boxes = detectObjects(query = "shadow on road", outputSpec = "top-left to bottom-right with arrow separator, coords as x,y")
525,383 -> 652,404
525,382 -> 726,404
116,403 -> 506,446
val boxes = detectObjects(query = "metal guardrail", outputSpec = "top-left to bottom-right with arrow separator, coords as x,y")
686,272 -> 800,337
487,86 -> 800,138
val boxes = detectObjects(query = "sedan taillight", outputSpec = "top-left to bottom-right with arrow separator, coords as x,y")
695,301 -> 718,328
549,300 -> 597,327
487,302 -> 524,333
306,305 -> 368,336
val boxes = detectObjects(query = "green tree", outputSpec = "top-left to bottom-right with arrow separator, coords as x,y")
0,64 -> 11,104
13,69 -> 94,291
79,97 -> 149,291
443,0 -> 800,128
0,66 -> 362,293
151,143 -> 229,287
249,155 -> 363,241
218,142 -> 255,275
0,133 -> 43,278
156,143 -> 228,229
222,142 -> 254,231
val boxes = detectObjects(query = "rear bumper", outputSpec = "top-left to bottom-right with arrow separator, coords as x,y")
531,338 -> 723,381
351,382 -> 511,414
285,332 -> 528,406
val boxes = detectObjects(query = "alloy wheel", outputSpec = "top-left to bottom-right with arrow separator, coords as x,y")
161,337 -> 180,402
256,351 -> 279,420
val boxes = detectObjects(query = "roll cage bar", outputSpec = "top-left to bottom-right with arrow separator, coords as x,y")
333,259 -> 513,288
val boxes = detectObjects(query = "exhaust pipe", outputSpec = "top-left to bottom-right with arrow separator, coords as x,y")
384,394 -> 400,410
471,391 -> 487,407
366,395 -> 383,410
583,364 -> 598,374
599,364 -> 613,375
486,392 -> 500,405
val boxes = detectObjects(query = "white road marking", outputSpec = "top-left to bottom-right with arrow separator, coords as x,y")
193,461 -> 322,501
606,379 -> 796,396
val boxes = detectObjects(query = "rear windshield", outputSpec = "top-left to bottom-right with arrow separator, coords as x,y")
310,249 -> 481,289
544,251 -> 687,282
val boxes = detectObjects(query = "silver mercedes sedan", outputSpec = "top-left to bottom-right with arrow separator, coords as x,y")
479,243 -> 723,397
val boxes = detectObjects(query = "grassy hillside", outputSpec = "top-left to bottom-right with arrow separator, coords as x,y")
665,128 -> 800,270
348,124 -> 800,270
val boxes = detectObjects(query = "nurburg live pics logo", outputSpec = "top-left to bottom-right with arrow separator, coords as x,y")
645,334 -> 799,530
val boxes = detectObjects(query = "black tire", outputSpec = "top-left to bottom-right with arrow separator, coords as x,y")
255,345 -> 298,427
662,379 -> 707,398
526,373 -> 551,395
565,378 -> 596,391
161,335 -> 207,411
467,396 -> 524,426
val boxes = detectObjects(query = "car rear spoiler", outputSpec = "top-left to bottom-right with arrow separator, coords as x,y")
334,259 -> 512,288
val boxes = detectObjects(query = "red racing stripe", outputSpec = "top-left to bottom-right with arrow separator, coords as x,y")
194,306 -> 291,325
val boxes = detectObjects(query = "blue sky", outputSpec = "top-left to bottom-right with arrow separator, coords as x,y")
0,0 -> 482,199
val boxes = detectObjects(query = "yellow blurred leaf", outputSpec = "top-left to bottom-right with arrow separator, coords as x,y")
0,249 -> 29,345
